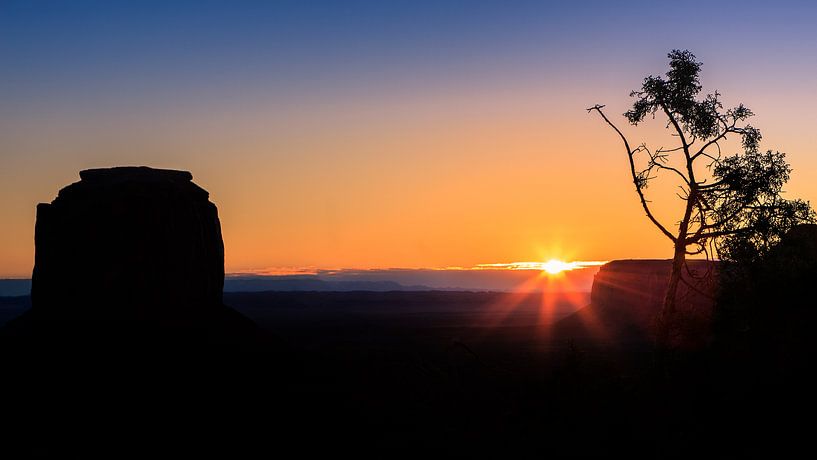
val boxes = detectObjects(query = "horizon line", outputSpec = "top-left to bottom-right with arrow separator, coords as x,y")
226,260 -> 610,277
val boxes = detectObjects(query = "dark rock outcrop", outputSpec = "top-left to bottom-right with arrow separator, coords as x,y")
715,224 -> 817,370
4,166 -> 255,345
554,259 -> 717,348
1,167 -> 268,456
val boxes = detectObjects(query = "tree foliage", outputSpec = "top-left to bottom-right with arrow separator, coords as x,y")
589,49 -> 814,346
591,49 -> 813,262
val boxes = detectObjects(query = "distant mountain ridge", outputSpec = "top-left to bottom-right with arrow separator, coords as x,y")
0,276 -> 465,296
2,263 -> 603,295
223,276 -> 439,292
0,279 -> 30,297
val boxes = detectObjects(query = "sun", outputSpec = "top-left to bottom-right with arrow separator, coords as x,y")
541,259 -> 572,275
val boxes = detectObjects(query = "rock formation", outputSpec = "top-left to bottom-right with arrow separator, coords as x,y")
554,259 -> 717,348
0,167 -> 265,456
4,166 -> 255,345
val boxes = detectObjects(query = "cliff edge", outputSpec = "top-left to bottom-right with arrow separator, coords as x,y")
553,259 -> 717,348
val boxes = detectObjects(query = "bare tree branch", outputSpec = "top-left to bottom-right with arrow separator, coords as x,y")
588,105 -> 677,242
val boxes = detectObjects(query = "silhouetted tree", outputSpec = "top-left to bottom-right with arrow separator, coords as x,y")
588,50 -> 813,348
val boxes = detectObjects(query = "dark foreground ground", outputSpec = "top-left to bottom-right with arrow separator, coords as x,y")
0,291 -> 812,456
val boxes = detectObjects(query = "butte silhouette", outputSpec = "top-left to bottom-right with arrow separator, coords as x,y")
3,166 -> 257,349
1,167 -> 269,455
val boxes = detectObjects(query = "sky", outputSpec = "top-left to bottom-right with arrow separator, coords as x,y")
2,0 -> 817,277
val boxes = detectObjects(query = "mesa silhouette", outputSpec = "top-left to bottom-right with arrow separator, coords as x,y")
3,166 -> 255,347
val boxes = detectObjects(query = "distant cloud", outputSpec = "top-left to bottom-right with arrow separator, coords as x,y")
474,261 -> 608,271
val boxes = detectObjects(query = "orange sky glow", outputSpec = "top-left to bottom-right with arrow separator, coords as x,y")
2,3 -> 816,278
1,81 -> 815,278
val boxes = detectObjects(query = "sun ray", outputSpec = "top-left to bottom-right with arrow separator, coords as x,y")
475,260 -> 607,275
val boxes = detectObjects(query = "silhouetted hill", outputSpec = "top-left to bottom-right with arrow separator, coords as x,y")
0,295 -> 30,326
0,290 -> 589,330
224,290 -> 587,338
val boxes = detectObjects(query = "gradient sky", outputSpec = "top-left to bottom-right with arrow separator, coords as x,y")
2,1 -> 817,277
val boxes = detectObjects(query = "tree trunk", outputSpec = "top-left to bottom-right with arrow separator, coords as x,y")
656,240 -> 685,351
